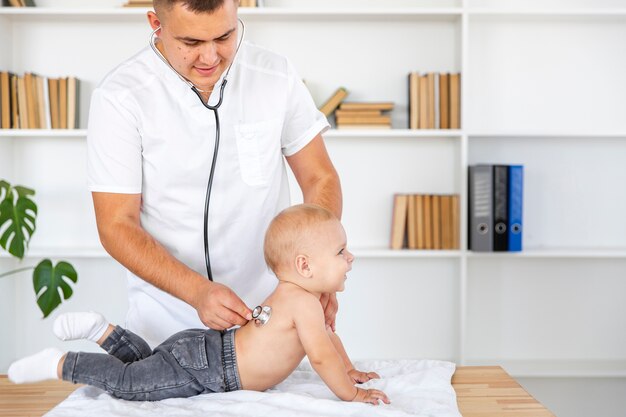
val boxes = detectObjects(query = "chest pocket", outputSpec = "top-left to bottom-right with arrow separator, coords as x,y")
235,119 -> 280,187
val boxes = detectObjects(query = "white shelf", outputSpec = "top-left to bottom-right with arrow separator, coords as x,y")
465,359 -> 626,378
0,129 -> 86,138
0,7 -> 462,20
468,132 -> 626,140
0,129 -> 464,140
467,249 -> 626,259
352,249 -> 461,258
0,247 -> 109,259
468,9 -> 626,19
326,129 -> 462,139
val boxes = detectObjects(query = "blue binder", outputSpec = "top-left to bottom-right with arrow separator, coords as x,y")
507,165 -> 523,251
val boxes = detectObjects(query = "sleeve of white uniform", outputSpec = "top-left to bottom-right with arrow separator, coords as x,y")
280,59 -> 330,157
87,88 -> 143,194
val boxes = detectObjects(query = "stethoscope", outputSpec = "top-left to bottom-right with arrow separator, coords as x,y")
149,19 -> 245,283
149,20 -> 273,326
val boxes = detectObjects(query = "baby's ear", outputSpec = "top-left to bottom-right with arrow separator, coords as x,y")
295,254 -> 313,278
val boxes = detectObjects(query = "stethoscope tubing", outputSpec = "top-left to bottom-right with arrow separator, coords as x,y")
149,19 -> 245,282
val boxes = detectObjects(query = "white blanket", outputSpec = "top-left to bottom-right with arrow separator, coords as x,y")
45,359 -> 461,417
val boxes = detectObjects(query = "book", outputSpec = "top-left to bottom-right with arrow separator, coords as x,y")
0,71 -> 11,129
336,124 -> 391,130
390,194 -> 408,250
335,109 -> 381,118
432,194 -> 441,249
469,165 -> 493,252
24,73 -> 37,129
423,194 -> 432,249
415,194 -> 425,249
67,76 -> 78,129
427,73 -> 435,129
451,194 -> 460,249
407,194 -> 417,249
16,76 -> 27,129
440,195 -> 452,250
493,165 -> 509,251
339,102 -> 394,111
318,87 -> 348,117
439,73 -> 449,129
36,74 -> 46,129
59,77 -> 68,129
408,72 -> 419,129
335,115 -> 391,125
418,75 -> 428,129
449,73 -> 461,129
10,74 -> 18,128
48,78 -> 59,129
42,75 -> 51,129
507,165 -> 524,252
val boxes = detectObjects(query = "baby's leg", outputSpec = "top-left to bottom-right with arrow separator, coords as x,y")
53,312 -> 109,343
54,312 -> 152,362
62,349 -> 206,401
8,348 -> 64,384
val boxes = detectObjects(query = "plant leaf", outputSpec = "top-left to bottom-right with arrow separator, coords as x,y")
33,259 -> 78,318
0,180 -> 37,260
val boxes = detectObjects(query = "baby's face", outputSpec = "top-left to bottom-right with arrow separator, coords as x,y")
306,220 -> 354,293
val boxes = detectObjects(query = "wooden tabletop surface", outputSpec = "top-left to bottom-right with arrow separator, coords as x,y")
0,366 -> 555,417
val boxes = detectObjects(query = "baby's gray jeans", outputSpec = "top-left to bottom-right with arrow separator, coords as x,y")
62,326 -> 241,401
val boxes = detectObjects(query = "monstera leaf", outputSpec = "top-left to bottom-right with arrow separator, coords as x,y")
33,259 -> 78,318
0,180 -> 37,259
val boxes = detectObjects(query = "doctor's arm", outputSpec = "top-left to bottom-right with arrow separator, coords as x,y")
91,192 -> 252,330
287,133 -> 342,329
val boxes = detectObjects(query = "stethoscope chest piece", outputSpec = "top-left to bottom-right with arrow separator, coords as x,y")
252,305 -> 272,326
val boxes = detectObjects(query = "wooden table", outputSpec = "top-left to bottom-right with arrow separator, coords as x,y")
0,366 -> 554,417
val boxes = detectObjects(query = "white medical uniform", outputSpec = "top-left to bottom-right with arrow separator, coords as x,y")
87,41 -> 329,347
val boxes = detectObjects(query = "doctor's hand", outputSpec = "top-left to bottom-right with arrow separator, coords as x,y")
320,292 -> 338,332
194,281 -> 252,330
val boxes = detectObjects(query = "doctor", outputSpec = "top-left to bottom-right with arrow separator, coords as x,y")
87,0 -> 342,347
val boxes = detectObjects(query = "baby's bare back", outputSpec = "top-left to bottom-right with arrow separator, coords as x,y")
234,284 -> 310,391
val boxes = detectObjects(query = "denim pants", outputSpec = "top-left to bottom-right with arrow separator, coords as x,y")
62,326 -> 242,401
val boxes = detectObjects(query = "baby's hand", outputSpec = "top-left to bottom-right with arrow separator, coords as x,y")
348,369 -> 380,384
351,387 -> 390,405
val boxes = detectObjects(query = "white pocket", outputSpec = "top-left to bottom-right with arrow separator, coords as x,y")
234,119 -> 279,187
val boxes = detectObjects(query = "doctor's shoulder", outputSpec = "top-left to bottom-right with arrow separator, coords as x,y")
95,48 -> 161,95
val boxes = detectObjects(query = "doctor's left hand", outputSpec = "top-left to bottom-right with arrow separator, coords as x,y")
194,281 -> 253,330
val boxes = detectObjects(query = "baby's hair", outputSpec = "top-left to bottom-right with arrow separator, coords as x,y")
264,204 -> 337,275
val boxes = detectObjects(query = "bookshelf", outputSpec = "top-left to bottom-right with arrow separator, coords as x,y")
2,2 -> 625,410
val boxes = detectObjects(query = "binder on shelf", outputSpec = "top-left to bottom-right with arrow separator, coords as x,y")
493,165 -> 509,252
508,165 -> 524,252
469,164 -> 493,252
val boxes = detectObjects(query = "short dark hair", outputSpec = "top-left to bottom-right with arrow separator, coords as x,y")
153,0 -> 234,14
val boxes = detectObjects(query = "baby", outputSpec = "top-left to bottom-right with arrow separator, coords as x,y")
9,204 -> 390,405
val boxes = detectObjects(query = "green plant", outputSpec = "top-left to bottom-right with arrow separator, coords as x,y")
0,180 -> 78,318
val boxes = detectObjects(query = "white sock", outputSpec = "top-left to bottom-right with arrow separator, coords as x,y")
8,348 -> 64,384
53,311 -> 109,342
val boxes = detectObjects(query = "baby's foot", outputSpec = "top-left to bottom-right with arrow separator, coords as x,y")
8,347 -> 64,384
53,311 -> 108,342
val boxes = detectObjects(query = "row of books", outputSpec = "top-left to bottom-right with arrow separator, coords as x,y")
408,72 -> 460,130
0,72 -> 80,130
390,194 -> 460,250
468,164 -> 523,252
2,0 -> 36,6
318,87 -> 394,129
